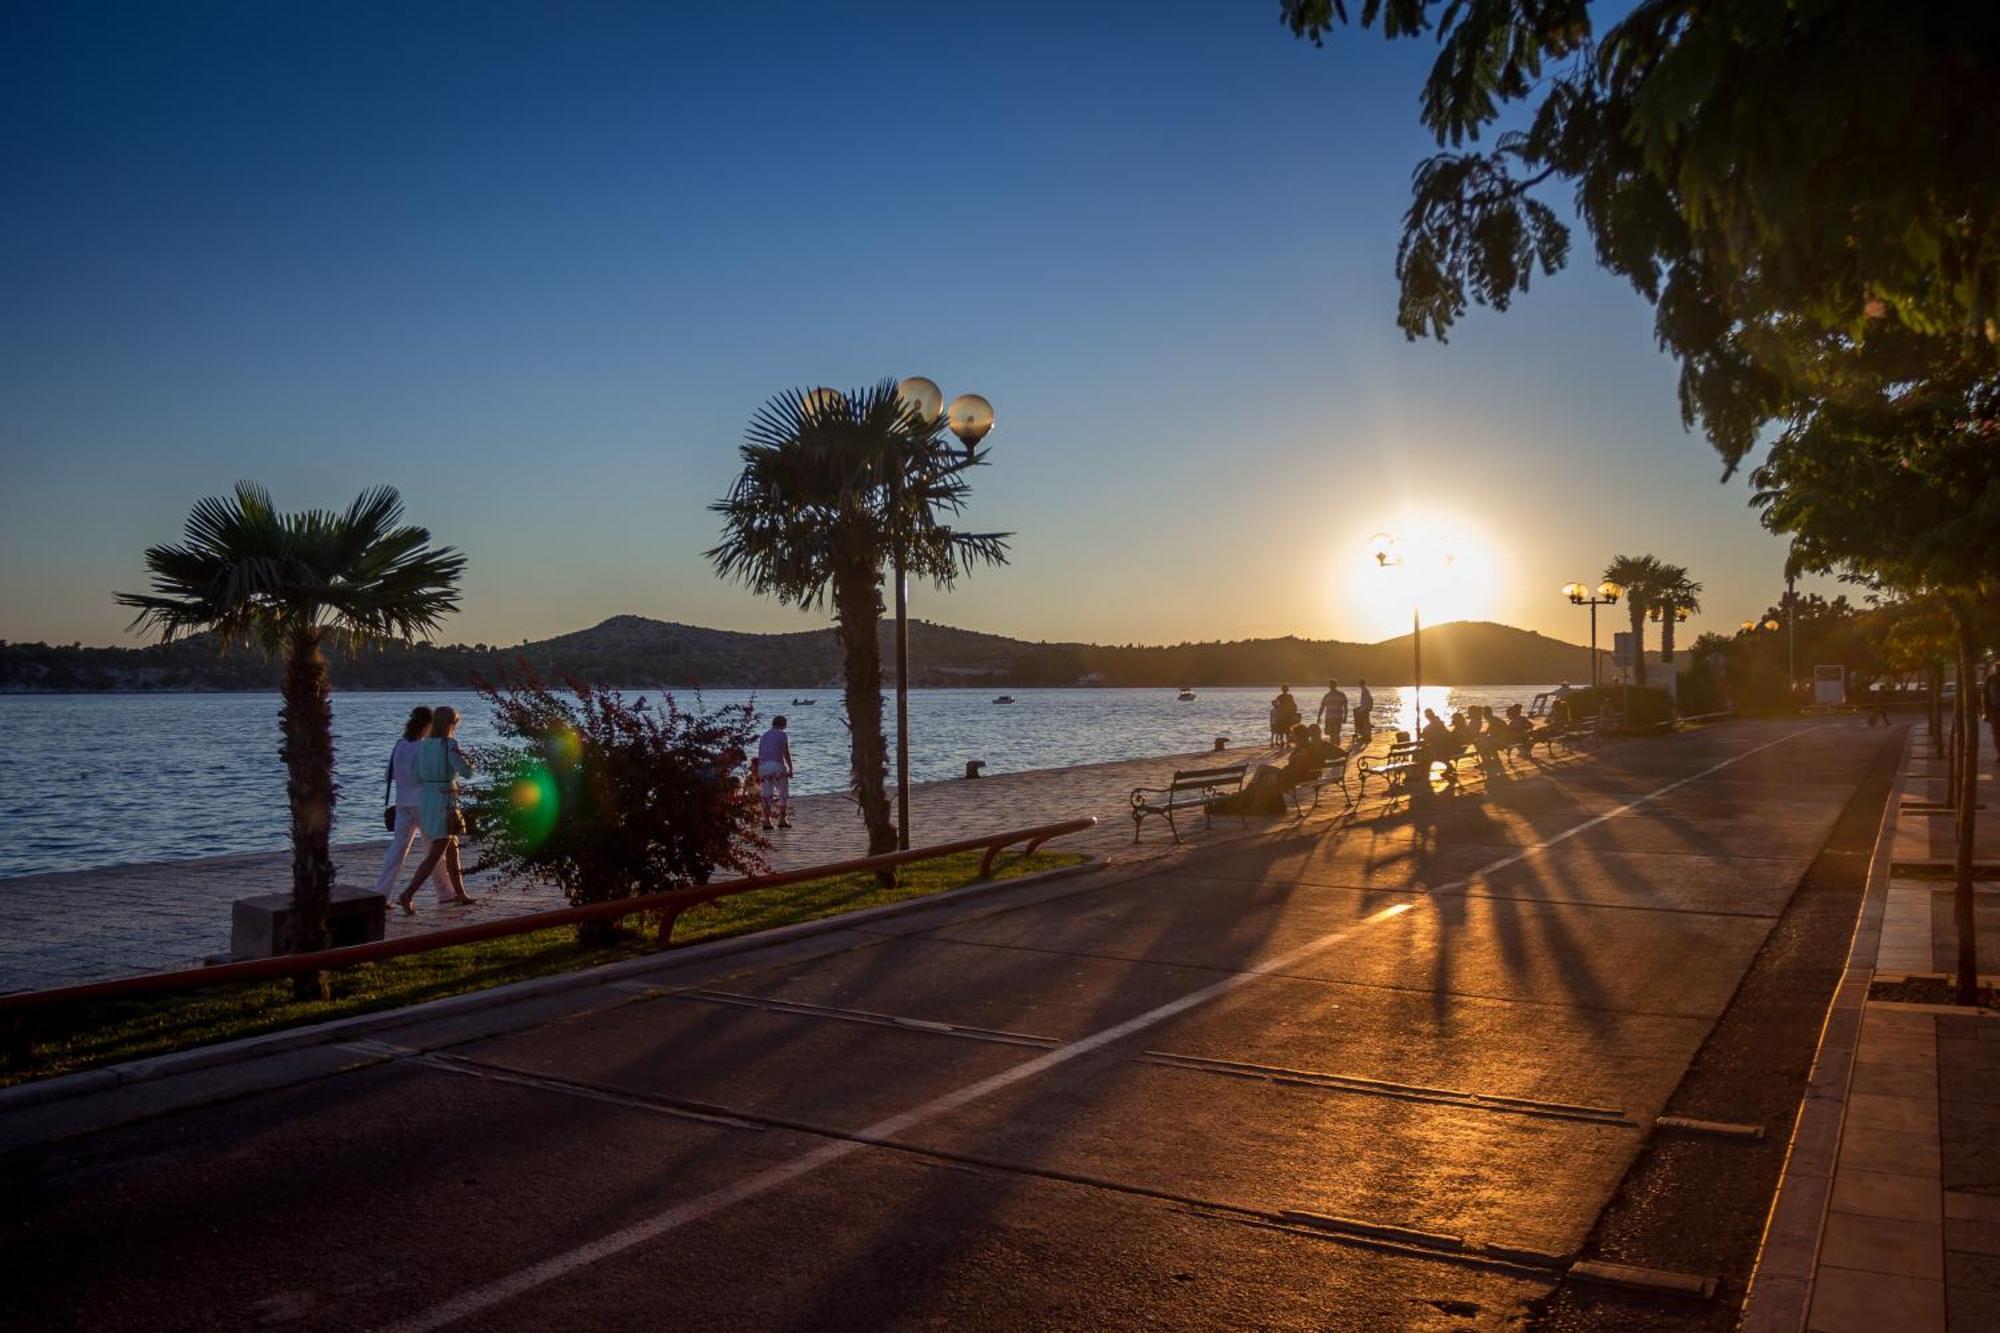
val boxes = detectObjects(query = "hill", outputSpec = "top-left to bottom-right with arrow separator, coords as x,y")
0,616 -> 1603,692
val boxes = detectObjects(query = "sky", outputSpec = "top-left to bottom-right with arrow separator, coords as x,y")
0,1 -> 1828,654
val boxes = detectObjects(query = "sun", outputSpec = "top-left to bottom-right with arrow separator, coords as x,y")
1335,509 -> 1504,642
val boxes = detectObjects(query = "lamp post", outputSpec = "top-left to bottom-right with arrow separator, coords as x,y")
1563,581 -> 1623,687
887,376 -> 994,851
1370,531 -> 1454,731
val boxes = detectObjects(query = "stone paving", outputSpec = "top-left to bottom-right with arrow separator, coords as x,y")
0,729 -> 1559,993
1746,720 -> 2000,1333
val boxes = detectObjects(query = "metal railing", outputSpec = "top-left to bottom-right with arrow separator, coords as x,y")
0,816 -> 1097,1020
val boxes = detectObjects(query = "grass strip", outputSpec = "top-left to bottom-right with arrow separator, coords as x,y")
3,848 -> 1085,1089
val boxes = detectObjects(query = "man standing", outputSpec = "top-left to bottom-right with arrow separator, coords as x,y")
1984,666 -> 2000,762
1317,679 -> 1350,748
757,715 -> 794,831
1354,679 -> 1374,745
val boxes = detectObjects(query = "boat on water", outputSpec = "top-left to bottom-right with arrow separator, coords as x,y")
992,695 -> 1016,705
1177,686 -> 1197,701
790,698 -> 816,705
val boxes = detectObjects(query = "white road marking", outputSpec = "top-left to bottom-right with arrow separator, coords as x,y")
381,726 -> 1818,1332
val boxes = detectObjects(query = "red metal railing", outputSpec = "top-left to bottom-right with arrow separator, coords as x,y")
0,816 -> 1097,1017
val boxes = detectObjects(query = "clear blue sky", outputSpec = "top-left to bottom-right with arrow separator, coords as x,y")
0,1 -> 1821,652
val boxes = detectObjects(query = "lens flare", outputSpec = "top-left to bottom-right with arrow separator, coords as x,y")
507,761 -> 561,849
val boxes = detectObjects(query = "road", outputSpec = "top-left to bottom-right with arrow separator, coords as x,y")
1,719 -> 1896,1331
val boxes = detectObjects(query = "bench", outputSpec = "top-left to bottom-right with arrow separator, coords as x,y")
1358,740 -> 1428,797
1284,749 -> 1353,819
1131,763 -> 1248,843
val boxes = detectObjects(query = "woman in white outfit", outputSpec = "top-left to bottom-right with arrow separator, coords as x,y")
372,706 -> 451,903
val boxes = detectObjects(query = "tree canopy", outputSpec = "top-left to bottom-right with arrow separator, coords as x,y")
1282,1 -> 2000,472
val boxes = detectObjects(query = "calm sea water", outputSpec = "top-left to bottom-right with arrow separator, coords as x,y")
0,684 -> 1553,877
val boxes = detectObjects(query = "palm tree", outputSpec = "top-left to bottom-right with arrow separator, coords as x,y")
1602,554 -> 1666,686
1652,565 -> 1703,663
118,484 -> 463,998
710,380 -> 1008,858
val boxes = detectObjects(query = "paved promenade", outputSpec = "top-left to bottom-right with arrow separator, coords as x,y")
1746,719 -> 2000,1333
1,718 -> 1901,1330
0,731 -> 1543,994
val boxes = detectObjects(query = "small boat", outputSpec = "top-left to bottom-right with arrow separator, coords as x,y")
992,695 -> 1016,705
1177,686 -> 1197,702
790,698 -> 817,706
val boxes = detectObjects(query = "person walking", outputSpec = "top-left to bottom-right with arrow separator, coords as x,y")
1317,679 -> 1350,748
757,715 -> 794,830
397,706 -> 476,914
372,706 -> 451,904
1984,666 -> 2000,762
1354,680 -> 1374,745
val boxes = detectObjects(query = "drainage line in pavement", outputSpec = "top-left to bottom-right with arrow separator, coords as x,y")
341,1041 -> 767,1130
652,988 -> 1062,1049
1140,1050 -> 1636,1127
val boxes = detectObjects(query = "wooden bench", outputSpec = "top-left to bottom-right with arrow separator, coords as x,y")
1130,763 -> 1247,843
1284,749 -> 1353,819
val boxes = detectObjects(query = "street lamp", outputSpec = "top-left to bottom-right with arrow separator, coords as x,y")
1370,530 -> 1454,729
1563,580 -> 1622,687
886,376 -> 994,851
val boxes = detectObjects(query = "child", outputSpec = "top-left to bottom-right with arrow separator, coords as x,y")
756,715 -> 794,830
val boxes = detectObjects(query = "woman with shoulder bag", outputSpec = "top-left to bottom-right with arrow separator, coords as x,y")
371,706 -> 450,903
397,705 -> 478,914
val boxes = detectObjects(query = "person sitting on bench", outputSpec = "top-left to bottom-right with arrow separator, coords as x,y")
1214,724 -> 1340,815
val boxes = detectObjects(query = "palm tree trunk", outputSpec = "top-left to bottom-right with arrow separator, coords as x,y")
832,556 -> 897,865
1628,601 -> 1647,687
280,625 -> 337,1001
1661,613 -> 1676,664
1953,610 -> 1981,1005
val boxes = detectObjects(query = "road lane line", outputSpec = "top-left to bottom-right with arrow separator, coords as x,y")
381,725 -> 1819,1333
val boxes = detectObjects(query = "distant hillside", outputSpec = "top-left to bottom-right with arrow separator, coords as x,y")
0,616 -> 1603,692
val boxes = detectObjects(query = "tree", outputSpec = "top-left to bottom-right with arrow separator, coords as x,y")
468,669 -> 766,945
1653,565 -> 1702,664
1281,1 -> 2000,473
1754,376 -> 2000,1003
117,484 -> 463,998
709,381 -> 1008,859
1602,553 -> 1664,685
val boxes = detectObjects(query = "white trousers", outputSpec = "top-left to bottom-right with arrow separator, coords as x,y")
373,805 -> 451,901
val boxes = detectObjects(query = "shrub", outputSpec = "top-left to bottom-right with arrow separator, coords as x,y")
468,667 -> 768,943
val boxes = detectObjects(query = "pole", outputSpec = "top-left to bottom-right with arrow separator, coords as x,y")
1589,600 -> 1599,689
1785,574 -> 1797,702
1413,604 -> 1422,724
894,536 -> 910,851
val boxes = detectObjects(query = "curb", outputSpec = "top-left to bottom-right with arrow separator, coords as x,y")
1737,724 -> 1912,1333
0,856 -> 1106,1116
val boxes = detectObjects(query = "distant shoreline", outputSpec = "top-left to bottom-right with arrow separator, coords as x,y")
0,680 -> 1571,698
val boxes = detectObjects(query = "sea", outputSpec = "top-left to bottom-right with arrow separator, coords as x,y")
0,684 -> 1556,878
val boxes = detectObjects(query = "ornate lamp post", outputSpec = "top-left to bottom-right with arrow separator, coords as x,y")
1370,531 -> 1455,729
1563,581 -> 1622,687
887,376 -> 993,850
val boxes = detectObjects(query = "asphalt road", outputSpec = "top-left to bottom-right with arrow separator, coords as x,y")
1,719 -> 1890,1332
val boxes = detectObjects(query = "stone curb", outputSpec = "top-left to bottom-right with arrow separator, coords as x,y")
0,856 -> 1106,1116
1737,724 -> 1912,1333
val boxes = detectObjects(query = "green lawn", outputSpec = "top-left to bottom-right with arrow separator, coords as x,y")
2,848 -> 1086,1089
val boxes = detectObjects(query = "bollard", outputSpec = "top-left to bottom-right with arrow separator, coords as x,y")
964,760 -> 986,779
1214,736 -> 1229,751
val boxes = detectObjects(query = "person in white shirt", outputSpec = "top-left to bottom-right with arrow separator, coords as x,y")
757,716 -> 794,830
1316,679 -> 1350,748
372,706 -> 451,902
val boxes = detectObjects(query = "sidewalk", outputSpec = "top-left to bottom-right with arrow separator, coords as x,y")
1745,719 -> 2000,1333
